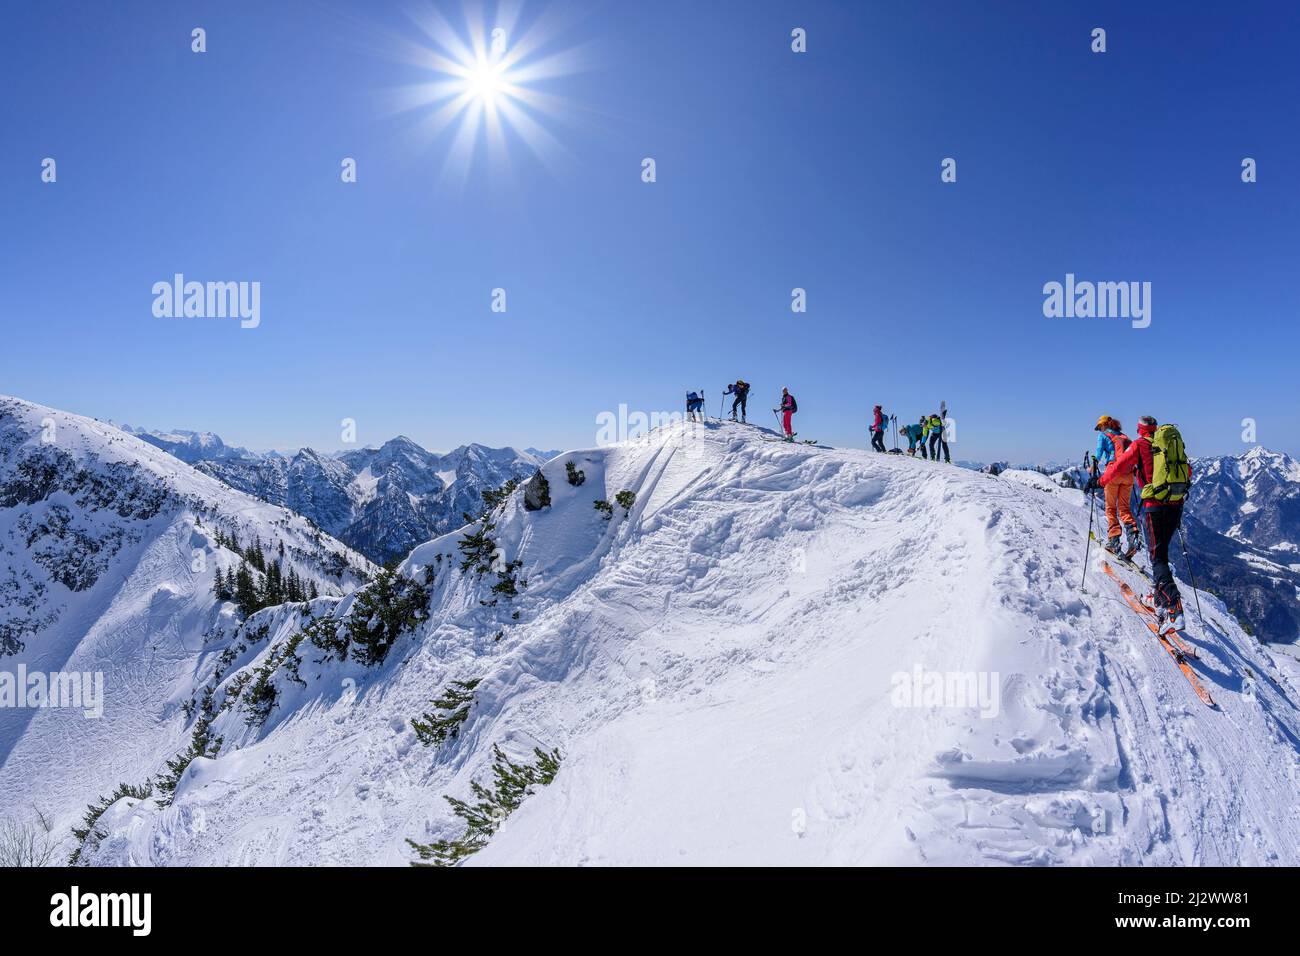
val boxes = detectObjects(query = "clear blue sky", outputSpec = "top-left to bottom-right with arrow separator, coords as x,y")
3,0 -> 1298,462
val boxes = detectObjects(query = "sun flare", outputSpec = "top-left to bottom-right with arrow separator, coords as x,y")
384,3 -> 590,182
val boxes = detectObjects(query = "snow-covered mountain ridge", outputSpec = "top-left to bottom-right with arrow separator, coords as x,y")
0,396 -> 374,844
58,419 -> 1300,866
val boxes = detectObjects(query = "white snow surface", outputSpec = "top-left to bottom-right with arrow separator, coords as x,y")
28,419 -> 1300,866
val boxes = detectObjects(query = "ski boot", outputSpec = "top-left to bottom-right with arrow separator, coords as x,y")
1163,599 -> 1186,633
1104,535 -> 1122,556
1122,525 -> 1142,561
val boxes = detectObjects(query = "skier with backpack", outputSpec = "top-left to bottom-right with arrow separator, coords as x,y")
1100,416 -> 1193,632
685,390 -> 705,423
901,419 -> 926,456
926,413 -> 950,463
774,388 -> 797,440
869,405 -> 887,452
724,380 -> 750,422
1092,415 -> 1142,558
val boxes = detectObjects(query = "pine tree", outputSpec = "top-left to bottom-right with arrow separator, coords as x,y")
264,561 -> 283,607
234,563 -> 260,617
346,568 -> 429,666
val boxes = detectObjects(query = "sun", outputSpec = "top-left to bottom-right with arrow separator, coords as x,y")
381,2 -> 591,183
463,57 -> 509,105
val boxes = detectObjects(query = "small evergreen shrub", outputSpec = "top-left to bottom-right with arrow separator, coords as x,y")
155,687 -> 222,803
305,616 -> 347,662
457,520 -> 498,574
346,568 -> 430,666
491,559 -> 525,599
406,744 -> 561,867
593,499 -> 613,519
243,657 -> 281,727
565,461 -> 586,486
411,678 -> 481,748
70,781 -> 153,865
615,490 -> 636,511
480,478 -> 521,513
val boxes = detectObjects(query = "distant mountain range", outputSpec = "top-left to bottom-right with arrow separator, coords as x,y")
120,425 -> 558,566
1188,446 -> 1300,553
1181,447 -> 1300,641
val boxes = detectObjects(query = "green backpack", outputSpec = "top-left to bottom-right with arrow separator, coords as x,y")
1143,424 -> 1191,502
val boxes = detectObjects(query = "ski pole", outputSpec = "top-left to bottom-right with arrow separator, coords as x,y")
1178,526 -> 1207,631
1080,454 -> 1098,591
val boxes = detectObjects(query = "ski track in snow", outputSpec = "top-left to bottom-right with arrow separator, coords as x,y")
8,416 -> 1300,866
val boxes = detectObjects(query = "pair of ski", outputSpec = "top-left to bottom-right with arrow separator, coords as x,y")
1100,561 -> 1215,708
760,435 -> 818,445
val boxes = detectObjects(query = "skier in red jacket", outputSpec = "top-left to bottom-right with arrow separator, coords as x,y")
777,388 -> 796,439
869,405 -> 887,453
1100,415 -> 1192,631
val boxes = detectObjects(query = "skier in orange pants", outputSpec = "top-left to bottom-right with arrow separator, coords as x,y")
1093,415 -> 1141,557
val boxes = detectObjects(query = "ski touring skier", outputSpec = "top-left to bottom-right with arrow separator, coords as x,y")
774,388 -> 797,441
926,412 -> 950,463
1100,415 -> 1193,633
869,405 -> 887,452
685,390 -> 705,423
1091,415 -> 1141,558
724,379 -> 750,422
915,416 -> 930,459
901,419 -> 926,456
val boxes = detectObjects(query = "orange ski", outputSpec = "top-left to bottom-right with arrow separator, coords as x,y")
1096,550 -> 1198,658
1101,562 -> 1215,708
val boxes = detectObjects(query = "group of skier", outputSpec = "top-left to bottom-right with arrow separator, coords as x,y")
689,384 -> 954,458
1087,414 -> 1193,633
689,380 -> 802,439
895,411 -> 952,463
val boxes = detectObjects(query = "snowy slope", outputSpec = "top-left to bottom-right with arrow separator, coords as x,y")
0,396 -> 373,843
69,421 -> 1300,866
